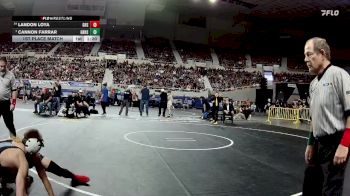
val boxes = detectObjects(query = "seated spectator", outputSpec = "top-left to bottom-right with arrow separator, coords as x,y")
234,106 -> 251,120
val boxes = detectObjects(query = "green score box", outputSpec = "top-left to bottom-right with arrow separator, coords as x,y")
89,28 -> 100,35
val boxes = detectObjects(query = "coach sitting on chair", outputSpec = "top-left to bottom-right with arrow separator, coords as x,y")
222,98 -> 234,123
75,90 -> 90,117
33,88 -> 53,116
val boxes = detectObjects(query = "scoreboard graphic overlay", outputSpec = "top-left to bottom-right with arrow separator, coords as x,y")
12,16 -> 100,42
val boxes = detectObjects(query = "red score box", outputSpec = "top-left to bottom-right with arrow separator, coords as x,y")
90,21 -> 100,28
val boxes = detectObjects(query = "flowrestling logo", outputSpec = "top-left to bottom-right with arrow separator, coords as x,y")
321,10 -> 339,16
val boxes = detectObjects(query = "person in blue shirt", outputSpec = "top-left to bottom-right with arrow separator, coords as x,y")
140,84 -> 150,116
100,82 -> 109,115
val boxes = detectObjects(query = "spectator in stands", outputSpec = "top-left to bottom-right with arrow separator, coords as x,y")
159,89 -> 167,117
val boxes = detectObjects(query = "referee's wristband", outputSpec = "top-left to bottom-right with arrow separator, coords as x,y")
340,128 -> 350,147
307,131 -> 315,146
11,98 -> 16,107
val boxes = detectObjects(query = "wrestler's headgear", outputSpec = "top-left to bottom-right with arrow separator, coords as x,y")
22,129 -> 44,154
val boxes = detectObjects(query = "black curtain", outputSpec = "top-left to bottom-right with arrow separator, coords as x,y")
296,83 -> 310,100
256,89 -> 273,111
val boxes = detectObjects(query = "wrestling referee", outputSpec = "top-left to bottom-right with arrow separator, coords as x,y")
303,37 -> 350,195
0,57 -> 18,137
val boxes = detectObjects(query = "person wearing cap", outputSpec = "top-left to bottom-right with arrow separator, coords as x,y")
159,89 -> 167,117
0,57 -> 18,137
100,82 -> 109,115
0,129 -> 90,195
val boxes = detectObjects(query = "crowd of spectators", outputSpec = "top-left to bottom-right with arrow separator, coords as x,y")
55,43 -> 94,57
99,39 -> 137,59
287,56 -> 308,71
9,57 -> 104,83
0,35 -> 23,53
274,72 -> 313,83
112,62 -> 205,91
142,37 -> 175,63
16,43 -> 57,53
207,69 -> 263,91
252,56 -> 281,67
174,41 -> 212,63
215,48 -> 246,69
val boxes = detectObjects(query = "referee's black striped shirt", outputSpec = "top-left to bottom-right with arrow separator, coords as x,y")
309,64 -> 350,137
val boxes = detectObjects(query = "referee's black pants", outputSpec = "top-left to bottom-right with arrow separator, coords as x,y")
0,100 -> 16,137
119,100 -> 129,116
303,131 -> 345,196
